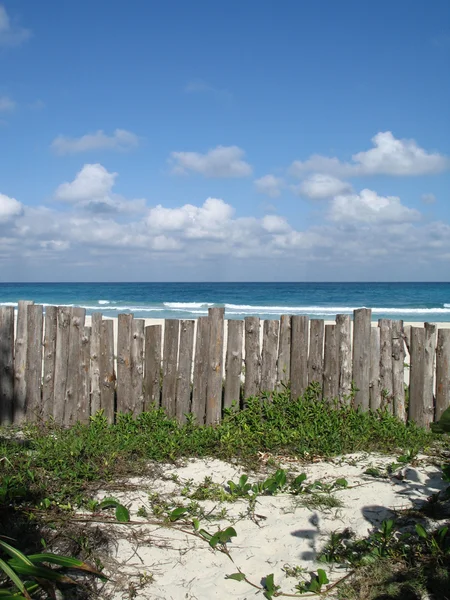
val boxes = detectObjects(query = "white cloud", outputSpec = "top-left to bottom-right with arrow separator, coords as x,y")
254,174 -> 284,198
328,188 -> 421,223
54,164 -> 145,214
290,131 -> 450,178
0,192 -> 23,223
51,129 -> 140,155
0,95 -> 15,111
261,215 -> 291,233
421,192 -> 436,204
297,173 -> 352,199
170,145 -> 252,178
0,4 -> 31,47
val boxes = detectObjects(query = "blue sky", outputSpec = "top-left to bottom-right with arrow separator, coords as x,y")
0,0 -> 449,281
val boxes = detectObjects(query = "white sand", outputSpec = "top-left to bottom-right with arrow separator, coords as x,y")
87,453 -> 446,599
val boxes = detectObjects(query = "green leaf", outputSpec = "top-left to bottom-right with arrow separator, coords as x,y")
169,507 -> 188,522
317,568 -> 329,585
239,475 -> 248,488
18,553 -> 106,577
0,541 -> 33,566
264,573 -> 275,592
415,523 -> 428,539
115,504 -> 130,523
335,478 -> 348,488
0,558 -> 32,600
225,572 -> 246,581
99,497 -> 121,510
198,529 -> 212,542
293,473 -> 307,485
11,563 -> 76,584
192,518 -> 200,531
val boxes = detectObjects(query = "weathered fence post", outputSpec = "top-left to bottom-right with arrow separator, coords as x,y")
13,300 -> 34,424
144,324 -> 162,410
261,319 -> 279,394
53,306 -> 71,423
409,327 -> 426,426
369,326 -> 381,410
100,319 -> 115,423
206,307 -> 225,424
308,319 -> 324,385
192,316 -> 209,423
176,319 -> 195,422
25,304 -> 44,422
423,323 -> 437,427
78,326 -> 91,424
244,316 -> 260,401
392,320 -> 406,421
224,319 -> 243,409
290,315 -> 309,400
336,314 -> 352,403
378,319 -> 393,411
323,324 -> 338,401
352,308 -> 371,410
436,329 -> 450,421
64,307 -> 86,425
42,306 -> 57,421
277,315 -> 291,389
162,319 -> 180,418
117,314 -> 133,414
0,306 -> 15,425
130,319 -> 145,415
90,313 -> 102,416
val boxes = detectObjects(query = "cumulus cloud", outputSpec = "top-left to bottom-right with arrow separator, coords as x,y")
54,164 -> 146,213
51,129 -> 140,155
261,215 -> 291,233
0,4 -> 31,47
254,174 -> 284,198
328,188 -> 421,223
0,192 -> 24,222
421,192 -> 436,204
0,96 -> 15,111
170,145 -> 252,178
290,131 -> 450,178
297,173 -> 352,199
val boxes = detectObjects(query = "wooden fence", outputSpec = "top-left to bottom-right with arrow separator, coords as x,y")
0,302 -> 449,428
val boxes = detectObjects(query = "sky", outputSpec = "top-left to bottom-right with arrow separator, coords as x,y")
0,0 -> 449,282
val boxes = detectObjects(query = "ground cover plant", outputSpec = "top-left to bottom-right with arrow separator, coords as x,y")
1,385 -> 448,598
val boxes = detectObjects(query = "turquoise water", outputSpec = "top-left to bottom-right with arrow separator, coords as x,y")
1,282 -> 449,321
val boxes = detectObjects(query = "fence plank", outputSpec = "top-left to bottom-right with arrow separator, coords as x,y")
78,326 -> 91,424
144,324 -> 162,410
100,319 -> 115,423
277,315 -> 291,388
130,319 -> 145,415
261,319 -> 280,394
117,313 -> 133,414
244,317 -> 260,401
0,306 -> 14,425
436,329 -> 450,421
162,319 -> 180,418
206,307 -> 225,424
308,319 -> 324,386
336,314 -> 352,403
192,317 -> 209,423
290,315 -> 309,400
224,319 -> 243,409
64,307 -> 86,425
13,300 -> 34,424
176,320 -> 195,422
369,326 -> 381,410
53,306 -> 71,423
42,306 -> 57,421
323,324 -> 338,401
403,325 -> 411,354
25,305 -> 44,422
392,320 -> 406,421
90,313 -> 102,416
352,309 -> 371,410
422,323 -> 437,428
378,319 -> 393,410
409,327 -> 426,426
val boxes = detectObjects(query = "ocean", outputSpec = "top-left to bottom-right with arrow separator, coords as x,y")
0,282 -> 450,322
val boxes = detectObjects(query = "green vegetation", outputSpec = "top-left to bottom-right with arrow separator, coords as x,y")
1,386 -> 448,598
